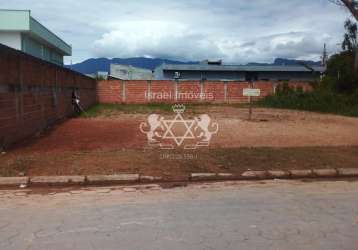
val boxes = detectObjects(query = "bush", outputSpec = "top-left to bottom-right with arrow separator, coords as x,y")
323,51 -> 358,93
257,50 -> 358,117
257,87 -> 358,117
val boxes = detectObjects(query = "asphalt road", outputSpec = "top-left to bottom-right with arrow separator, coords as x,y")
0,180 -> 358,250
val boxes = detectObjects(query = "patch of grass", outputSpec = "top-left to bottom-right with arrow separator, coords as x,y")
81,103 -> 173,117
81,103 -> 240,118
257,86 -> 358,117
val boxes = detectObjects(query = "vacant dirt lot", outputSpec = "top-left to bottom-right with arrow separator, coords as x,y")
210,107 -> 358,147
1,106 -> 358,177
14,107 -> 358,151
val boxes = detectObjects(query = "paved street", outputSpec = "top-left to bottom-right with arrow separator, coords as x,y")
0,180 -> 358,250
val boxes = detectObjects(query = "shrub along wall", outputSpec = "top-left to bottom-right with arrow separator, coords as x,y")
0,44 -> 97,149
97,80 -> 312,104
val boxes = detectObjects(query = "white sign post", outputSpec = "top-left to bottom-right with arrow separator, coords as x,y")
243,87 -> 261,120
243,88 -> 261,97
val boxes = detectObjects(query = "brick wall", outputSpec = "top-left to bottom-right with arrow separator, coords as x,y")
97,80 -> 312,104
0,44 -> 97,148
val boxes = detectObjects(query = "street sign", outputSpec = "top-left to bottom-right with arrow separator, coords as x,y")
243,88 -> 261,97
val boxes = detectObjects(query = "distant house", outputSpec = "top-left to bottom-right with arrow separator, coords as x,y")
0,9 -> 71,66
110,64 -> 153,80
154,60 -> 325,81
85,71 -> 109,80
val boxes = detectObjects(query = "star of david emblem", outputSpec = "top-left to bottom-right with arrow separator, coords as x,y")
162,113 -> 196,146
139,104 -> 219,149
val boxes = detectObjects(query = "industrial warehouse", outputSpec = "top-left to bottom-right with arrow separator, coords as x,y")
154,60 -> 325,81
105,60 -> 325,81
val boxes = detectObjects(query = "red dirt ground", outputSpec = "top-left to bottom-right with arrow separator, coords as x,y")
15,118 -> 146,153
1,107 -> 358,177
11,107 -> 358,153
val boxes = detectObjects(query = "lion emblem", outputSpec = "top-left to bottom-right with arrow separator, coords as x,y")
195,114 -> 219,145
139,114 -> 164,144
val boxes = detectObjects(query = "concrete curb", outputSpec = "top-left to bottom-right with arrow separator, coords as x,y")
139,175 -> 163,182
0,168 -> 357,188
337,168 -> 358,177
289,169 -> 314,178
30,176 -> 85,186
241,170 -> 267,179
191,173 -> 217,181
190,173 -> 237,181
267,170 -> 290,179
86,174 -> 140,185
0,177 -> 29,186
313,169 -> 338,177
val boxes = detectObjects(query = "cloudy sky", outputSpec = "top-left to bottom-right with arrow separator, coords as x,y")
1,0 -> 351,64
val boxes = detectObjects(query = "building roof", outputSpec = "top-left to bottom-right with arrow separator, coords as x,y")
111,63 -> 153,72
160,63 -> 326,73
0,9 -> 71,55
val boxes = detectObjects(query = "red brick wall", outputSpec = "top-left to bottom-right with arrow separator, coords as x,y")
177,81 -> 201,103
150,80 -> 175,103
97,80 -> 122,103
0,44 -> 96,148
97,80 -> 312,104
227,81 -> 250,103
126,80 -> 148,104
287,82 -> 313,92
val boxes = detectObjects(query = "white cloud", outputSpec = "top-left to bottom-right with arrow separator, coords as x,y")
92,20 -> 224,61
0,0 -> 351,63
229,32 -> 336,63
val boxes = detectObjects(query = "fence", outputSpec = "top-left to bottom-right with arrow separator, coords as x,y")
97,80 -> 312,104
0,44 -> 97,148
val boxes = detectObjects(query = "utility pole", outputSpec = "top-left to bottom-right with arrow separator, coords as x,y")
321,43 -> 328,67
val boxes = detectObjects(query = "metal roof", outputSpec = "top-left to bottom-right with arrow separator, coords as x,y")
161,64 -> 326,73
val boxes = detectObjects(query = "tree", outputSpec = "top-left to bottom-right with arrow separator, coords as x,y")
342,19 -> 358,51
340,0 -> 358,19
329,0 -> 358,19
323,51 -> 358,92
330,0 -> 358,70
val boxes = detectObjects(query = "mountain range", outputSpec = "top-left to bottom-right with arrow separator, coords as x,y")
66,57 -> 321,75
66,57 -> 198,75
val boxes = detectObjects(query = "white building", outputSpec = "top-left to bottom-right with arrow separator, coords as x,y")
110,64 -> 153,80
0,9 -> 71,65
